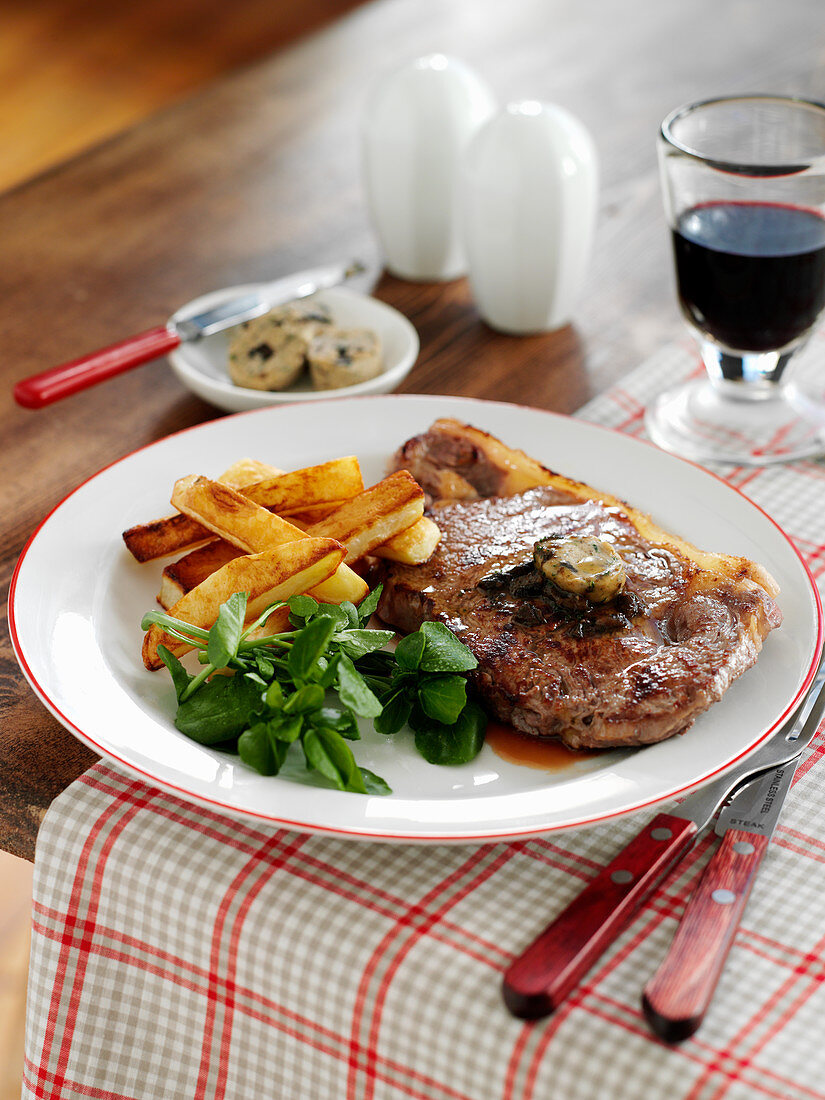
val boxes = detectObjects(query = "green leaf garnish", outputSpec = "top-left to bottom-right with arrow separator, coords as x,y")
303,726 -> 363,791
267,714 -> 303,743
283,683 -> 325,715
288,593 -> 319,617
337,654 -> 383,718
239,723 -> 287,775
356,584 -> 383,624
145,584 -> 483,796
288,616 -> 337,682
373,690 -> 412,736
335,629 -> 396,660
419,621 -> 478,673
394,630 -> 426,670
413,702 -> 487,766
417,674 -> 468,725
308,603 -> 351,631
174,673 -> 264,745
206,591 -> 247,669
157,645 -> 193,702
358,768 -> 392,795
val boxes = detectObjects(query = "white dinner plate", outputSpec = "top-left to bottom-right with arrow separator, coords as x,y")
168,285 -> 419,412
9,396 -> 823,842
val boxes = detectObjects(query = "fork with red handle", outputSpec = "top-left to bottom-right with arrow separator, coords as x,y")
502,670 -> 825,1033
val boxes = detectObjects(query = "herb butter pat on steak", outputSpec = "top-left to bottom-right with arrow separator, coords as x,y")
377,420 -> 782,750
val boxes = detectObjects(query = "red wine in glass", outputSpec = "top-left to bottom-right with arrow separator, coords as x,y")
650,96 -> 825,464
672,201 -> 825,353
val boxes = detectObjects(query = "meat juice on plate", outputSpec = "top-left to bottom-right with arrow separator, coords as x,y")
485,722 -> 600,772
672,201 -> 825,351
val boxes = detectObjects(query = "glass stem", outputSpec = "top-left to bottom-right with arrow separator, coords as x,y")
701,343 -> 795,399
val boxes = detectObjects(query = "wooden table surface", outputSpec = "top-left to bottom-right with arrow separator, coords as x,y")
3,0 -> 825,860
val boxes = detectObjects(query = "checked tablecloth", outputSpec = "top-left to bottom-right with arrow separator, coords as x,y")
23,340 -> 825,1100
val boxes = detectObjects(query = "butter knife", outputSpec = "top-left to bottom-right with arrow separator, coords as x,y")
641,757 -> 799,1042
502,670 -> 825,1020
13,259 -> 365,409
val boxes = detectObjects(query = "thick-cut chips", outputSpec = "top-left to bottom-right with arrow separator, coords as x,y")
170,476 -> 369,604
307,471 -> 424,564
159,540 -> 243,610
373,516 -> 441,565
130,454 -> 441,640
125,458 -> 364,564
242,457 -> 363,512
281,501 -> 351,524
160,512 -> 442,606
123,458 -> 285,563
142,536 -> 345,670
218,458 -> 285,489
123,512 -> 214,565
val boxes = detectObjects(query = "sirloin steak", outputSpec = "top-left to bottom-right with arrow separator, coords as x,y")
378,421 -> 782,750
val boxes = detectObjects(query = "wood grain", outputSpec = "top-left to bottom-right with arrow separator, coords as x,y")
642,829 -> 771,1042
0,0 -> 366,192
0,852 -> 33,1100
3,0 -> 825,859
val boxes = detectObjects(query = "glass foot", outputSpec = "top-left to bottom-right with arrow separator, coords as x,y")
645,378 -> 825,465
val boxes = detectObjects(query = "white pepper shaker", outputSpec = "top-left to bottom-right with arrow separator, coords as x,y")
461,101 -> 599,333
363,54 -> 496,281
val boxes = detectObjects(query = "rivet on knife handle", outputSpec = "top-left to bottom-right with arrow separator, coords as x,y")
642,828 -> 770,1042
502,813 -> 697,1019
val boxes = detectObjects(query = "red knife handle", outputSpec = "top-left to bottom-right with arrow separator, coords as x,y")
13,325 -> 181,409
642,828 -> 770,1042
503,812 -> 697,1019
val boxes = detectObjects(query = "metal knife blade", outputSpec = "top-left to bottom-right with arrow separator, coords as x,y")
173,259 -> 366,341
674,666 -> 825,837
712,669 -> 823,838
714,760 -> 797,839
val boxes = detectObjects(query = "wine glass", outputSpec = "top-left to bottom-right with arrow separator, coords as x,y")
646,95 -> 825,465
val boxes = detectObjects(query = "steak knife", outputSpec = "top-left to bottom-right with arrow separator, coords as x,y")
13,260 -> 365,409
502,670 -> 825,1020
641,758 -> 798,1041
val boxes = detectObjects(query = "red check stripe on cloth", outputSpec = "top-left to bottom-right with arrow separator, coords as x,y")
23,335 -> 825,1100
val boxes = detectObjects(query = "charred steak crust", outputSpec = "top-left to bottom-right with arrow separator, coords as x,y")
380,428 -> 781,750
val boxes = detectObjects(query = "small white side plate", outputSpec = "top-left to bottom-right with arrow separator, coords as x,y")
168,285 -> 419,412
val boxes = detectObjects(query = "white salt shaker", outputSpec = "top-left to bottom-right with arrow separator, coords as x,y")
363,54 -> 496,281
461,101 -> 598,333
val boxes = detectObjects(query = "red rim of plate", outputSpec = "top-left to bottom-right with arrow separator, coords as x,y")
8,394 -> 824,841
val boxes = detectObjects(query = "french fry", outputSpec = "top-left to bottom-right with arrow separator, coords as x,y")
123,458 -> 284,563
123,512 -> 214,564
170,476 -> 368,604
158,540 -> 244,609
142,537 -> 345,670
218,458 -> 285,488
125,459 -> 361,563
243,457 -> 363,512
281,501 -> 352,524
373,516 -> 441,564
159,516 -> 392,603
308,471 -> 424,564
171,475 -> 316,552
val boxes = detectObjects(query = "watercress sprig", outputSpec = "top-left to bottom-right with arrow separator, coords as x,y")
142,584 -> 486,794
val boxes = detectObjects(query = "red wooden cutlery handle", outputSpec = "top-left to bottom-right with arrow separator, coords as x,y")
642,827 -> 770,1042
503,812 -> 697,1019
13,325 -> 181,409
